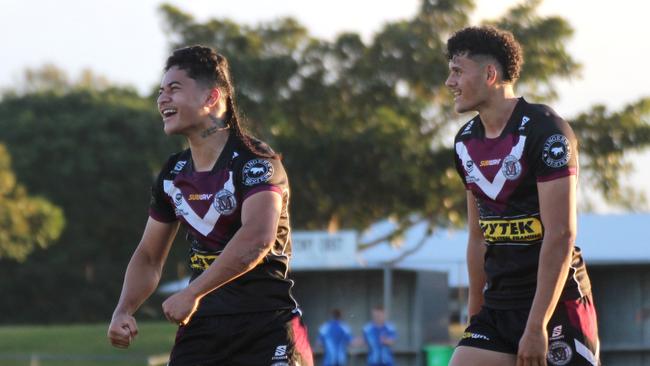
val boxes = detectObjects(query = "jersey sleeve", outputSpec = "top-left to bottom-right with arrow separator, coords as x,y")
527,114 -> 579,182
453,119 -> 477,190
453,142 -> 469,189
236,156 -> 288,201
148,156 -> 178,223
362,324 -> 372,342
342,323 -> 353,342
386,323 -> 398,340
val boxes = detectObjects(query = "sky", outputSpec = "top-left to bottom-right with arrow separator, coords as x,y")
1,0 -> 648,211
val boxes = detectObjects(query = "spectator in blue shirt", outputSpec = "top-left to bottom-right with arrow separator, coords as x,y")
319,309 -> 353,366
363,306 -> 397,366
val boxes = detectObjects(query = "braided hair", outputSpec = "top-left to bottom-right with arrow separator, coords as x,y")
164,45 -> 277,158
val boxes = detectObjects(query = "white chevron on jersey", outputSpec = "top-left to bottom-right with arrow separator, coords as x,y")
455,136 -> 527,200
574,339 -> 598,366
163,171 -> 235,236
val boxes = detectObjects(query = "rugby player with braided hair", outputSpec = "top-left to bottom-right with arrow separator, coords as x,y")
108,45 -> 313,366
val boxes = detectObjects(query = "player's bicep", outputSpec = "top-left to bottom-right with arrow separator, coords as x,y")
538,175 -> 576,243
466,191 -> 484,243
240,190 -> 282,244
137,217 -> 180,266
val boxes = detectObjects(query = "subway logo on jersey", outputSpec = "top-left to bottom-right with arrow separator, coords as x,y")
479,217 -> 543,243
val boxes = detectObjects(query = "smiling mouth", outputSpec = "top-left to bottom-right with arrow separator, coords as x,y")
161,107 -> 178,119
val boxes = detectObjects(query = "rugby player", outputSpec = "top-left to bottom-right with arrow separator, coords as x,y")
107,45 -> 313,366
446,26 -> 599,366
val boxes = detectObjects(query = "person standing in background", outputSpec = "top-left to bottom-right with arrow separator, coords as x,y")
363,306 -> 397,366
319,309 -> 354,366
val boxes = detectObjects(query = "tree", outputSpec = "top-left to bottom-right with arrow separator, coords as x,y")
10,63 -> 114,96
0,0 -> 648,323
487,0 -> 581,101
157,0 -> 650,249
0,144 -> 64,261
0,66 -> 184,322
572,99 -> 650,209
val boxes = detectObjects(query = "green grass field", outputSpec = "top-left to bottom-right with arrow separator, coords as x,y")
0,321 -> 461,366
0,321 -> 177,366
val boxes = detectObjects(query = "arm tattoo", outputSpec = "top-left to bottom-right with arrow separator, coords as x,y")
238,246 -> 267,268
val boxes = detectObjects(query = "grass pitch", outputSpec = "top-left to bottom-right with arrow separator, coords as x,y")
0,321 -> 176,366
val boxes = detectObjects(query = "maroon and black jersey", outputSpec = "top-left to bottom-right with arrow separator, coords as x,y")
453,98 -> 591,309
149,133 -> 297,316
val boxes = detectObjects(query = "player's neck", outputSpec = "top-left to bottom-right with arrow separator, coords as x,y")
478,88 -> 518,138
187,125 -> 230,172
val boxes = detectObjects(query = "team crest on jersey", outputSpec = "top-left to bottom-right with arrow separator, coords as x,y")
547,341 -> 573,365
543,134 -> 571,168
213,188 -> 237,215
501,155 -> 522,180
174,193 -> 183,207
464,160 -> 475,173
172,192 -> 189,216
242,159 -> 274,186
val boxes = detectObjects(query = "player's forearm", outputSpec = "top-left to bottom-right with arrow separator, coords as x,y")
527,231 -> 574,329
185,226 -> 274,299
114,249 -> 164,316
467,285 -> 485,318
466,238 -> 486,317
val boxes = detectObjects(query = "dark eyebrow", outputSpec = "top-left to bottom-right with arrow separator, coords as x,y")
159,81 -> 182,92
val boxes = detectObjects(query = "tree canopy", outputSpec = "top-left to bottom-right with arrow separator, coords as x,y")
0,0 -> 648,323
0,67 -> 183,322
0,144 -> 64,261
158,0 -> 650,241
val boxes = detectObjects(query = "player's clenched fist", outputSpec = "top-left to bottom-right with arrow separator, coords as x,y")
108,313 -> 138,348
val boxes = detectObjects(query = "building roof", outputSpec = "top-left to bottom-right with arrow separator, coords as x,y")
159,213 -> 650,292
356,213 -> 650,286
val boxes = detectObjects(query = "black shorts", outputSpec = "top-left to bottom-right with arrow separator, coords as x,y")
458,295 -> 599,365
168,309 -> 313,366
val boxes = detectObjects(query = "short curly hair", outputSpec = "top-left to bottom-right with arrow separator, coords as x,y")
446,26 -> 523,82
